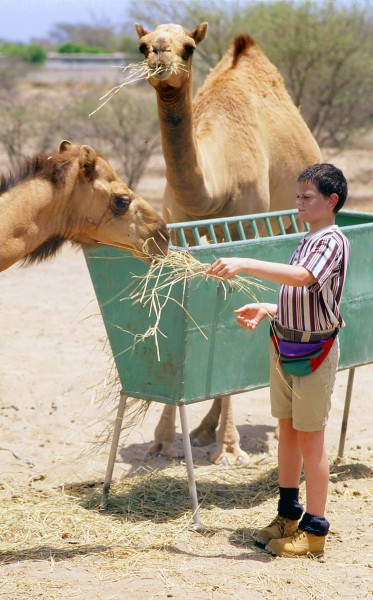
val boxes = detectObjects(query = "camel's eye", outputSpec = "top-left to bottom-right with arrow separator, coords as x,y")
139,43 -> 148,56
111,195 -> 130,216
183,43 -> 195,59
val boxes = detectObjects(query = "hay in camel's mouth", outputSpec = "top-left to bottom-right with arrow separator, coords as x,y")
89,59 -> 187,117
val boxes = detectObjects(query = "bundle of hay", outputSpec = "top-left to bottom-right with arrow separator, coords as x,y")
125,248 -> 270,360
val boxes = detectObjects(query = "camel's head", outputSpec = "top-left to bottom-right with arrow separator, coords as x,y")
58,141 -> 169,261
135,22 -> 208,88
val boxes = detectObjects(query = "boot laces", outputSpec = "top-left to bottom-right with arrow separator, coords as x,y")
269,515 -> 287,536
290,528 -> 306,541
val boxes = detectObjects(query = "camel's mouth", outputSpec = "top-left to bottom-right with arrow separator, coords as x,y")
149,67 -> 173,81
146,61 -> 187,82
92,237 -> 168,262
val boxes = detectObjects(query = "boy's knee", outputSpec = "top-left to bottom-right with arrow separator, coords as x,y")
297,429 -> 325,453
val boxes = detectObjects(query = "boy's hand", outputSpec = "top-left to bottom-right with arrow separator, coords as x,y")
234,303 -> 269,330
205,257 -> 249,279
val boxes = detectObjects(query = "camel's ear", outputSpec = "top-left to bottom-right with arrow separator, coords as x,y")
58,140 -> 72,152
135,23 -> 150,39
190,22 -> 208,45
79,145 -> 97,180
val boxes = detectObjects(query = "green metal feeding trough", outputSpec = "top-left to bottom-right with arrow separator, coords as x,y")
84,209 -> 373,525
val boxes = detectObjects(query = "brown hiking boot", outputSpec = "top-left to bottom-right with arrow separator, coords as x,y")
265,528 -> 326,558
252,514 -> 299,546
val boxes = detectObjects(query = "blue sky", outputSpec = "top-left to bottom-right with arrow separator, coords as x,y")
2,0 -> 367,43
1,0 -> 132,43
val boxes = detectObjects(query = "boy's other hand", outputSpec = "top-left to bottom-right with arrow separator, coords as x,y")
234,303 -> 268,330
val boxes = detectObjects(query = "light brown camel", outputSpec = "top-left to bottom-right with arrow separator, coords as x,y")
0,140 -> 169,272
135,22 -> 322,464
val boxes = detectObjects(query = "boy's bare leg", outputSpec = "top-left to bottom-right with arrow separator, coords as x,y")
277,418 -> 303,487
298,429 -> 329,516
278,419 -> 329,516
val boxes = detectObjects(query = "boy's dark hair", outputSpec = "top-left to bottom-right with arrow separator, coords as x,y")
297,163 -> 348,213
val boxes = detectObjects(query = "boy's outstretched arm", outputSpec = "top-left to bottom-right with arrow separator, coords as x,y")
234,303 -> 277,330
205,257 -> 316,287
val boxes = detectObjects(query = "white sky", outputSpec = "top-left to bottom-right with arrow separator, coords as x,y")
1,0 -> 132,43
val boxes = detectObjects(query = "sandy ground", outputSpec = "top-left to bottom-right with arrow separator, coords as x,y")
0,149 -> 372,599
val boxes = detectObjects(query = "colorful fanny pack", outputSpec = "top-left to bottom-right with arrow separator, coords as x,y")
270,329 -> 338,376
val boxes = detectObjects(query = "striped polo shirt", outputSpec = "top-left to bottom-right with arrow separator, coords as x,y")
276,225 -> 350,331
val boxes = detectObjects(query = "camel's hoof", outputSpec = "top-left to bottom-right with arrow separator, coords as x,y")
211,448 -> 249,466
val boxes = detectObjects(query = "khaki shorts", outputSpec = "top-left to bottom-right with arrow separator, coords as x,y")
269,337 -> 340,432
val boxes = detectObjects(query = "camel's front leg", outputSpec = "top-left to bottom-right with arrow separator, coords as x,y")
146,404 -> 181,458
190,397 -> 222,447
211,395 -> 249,465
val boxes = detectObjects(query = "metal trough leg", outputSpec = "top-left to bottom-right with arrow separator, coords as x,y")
178,403 -> 201,530
337,367 -> 355,462
100,391 -> 127,511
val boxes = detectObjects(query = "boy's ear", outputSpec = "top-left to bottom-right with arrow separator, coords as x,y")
329,193 -> 339,210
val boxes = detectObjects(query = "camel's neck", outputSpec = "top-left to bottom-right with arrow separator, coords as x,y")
156,82 -> 210,214
0,179 -> 66,271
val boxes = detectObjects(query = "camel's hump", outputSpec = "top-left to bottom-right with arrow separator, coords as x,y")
232,34 -> 256,67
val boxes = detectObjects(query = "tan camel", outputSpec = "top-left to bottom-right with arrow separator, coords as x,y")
0,140 -> 169,272
135,22 -> 322,464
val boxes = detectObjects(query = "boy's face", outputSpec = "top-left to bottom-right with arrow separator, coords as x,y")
296,181 -> 337,228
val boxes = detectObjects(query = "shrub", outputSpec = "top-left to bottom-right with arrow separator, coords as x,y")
0,42 -> 47,64
57,41 -> 112,54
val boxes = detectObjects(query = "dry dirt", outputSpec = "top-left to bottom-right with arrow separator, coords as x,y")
0,149 -> 372,599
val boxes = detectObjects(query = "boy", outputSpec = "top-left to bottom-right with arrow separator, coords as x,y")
205,164 -> 350,558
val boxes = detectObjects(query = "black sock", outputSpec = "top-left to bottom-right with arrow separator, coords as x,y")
299,512 -> 329,536
277,487 -> 304,520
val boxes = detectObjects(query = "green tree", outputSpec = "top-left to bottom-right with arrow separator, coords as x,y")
0,42 -> 47,64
